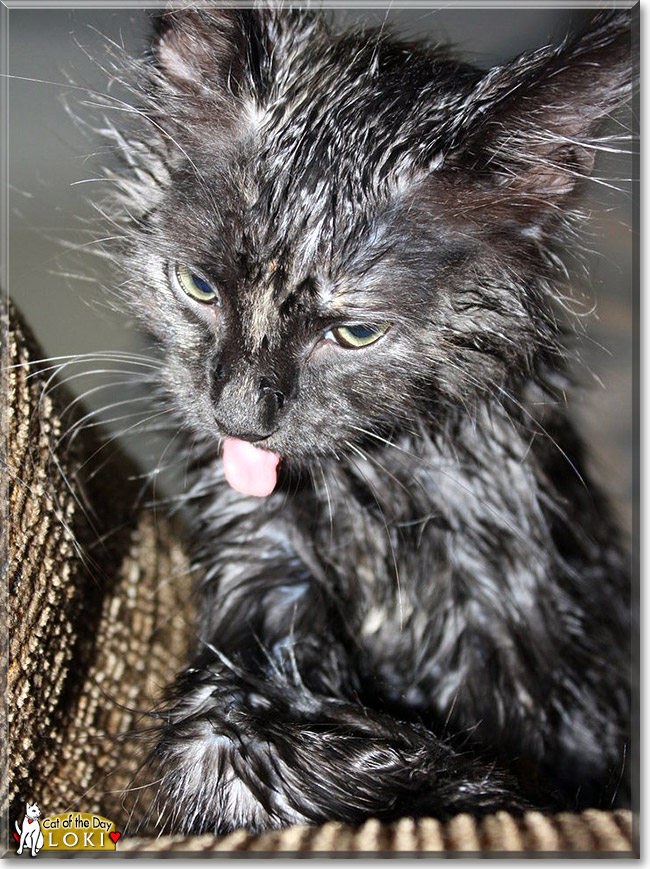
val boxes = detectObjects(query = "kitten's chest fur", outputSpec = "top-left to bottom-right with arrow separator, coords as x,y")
198,401 -> 566,734
315,409 -> 554,720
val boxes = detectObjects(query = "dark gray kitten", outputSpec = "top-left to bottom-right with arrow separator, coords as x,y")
107,8 -> 632,834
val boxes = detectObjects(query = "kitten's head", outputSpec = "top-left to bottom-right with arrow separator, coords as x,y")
110,9 -> 631,491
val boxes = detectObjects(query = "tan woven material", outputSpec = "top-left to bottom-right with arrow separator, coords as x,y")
2,301 -> 194,831
118,810 -> 634,854
1,301 -> 638,855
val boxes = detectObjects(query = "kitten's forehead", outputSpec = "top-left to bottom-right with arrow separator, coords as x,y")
242,32 -> 469,264
241,280 -> 281,352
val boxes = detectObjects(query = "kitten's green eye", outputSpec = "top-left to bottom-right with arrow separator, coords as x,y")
174,264 -> 219,303
328,323 -> 390,349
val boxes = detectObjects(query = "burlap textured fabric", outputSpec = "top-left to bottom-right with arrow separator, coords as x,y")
1,300 -> 637,855
2,300 -> 194,833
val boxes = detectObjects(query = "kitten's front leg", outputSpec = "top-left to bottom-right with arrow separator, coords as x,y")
139,573 -> 525,835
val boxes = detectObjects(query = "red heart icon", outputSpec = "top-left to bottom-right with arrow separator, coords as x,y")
13,832 -> 19,843
110,832 -> 121,844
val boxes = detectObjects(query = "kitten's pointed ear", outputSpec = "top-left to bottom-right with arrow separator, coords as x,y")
152,9 -> 261,99
147,9 -> 270,142
456,10 -> 633,224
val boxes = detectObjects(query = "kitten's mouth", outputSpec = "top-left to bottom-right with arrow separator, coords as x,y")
222,438 -> 281,497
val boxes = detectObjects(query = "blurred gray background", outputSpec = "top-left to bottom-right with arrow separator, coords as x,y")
7,6 -> 635,534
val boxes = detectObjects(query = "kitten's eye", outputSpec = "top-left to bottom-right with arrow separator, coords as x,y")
327,323 -> 391,348
173,264 -> 219,304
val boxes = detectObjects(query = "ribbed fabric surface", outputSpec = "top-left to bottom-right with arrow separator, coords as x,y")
2,301 -> 637,855
118,809 -> 634,854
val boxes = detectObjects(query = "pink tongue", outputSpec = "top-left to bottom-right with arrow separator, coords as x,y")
222,438 -> 280,497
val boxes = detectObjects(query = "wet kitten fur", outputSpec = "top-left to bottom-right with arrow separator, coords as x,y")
111,9 -> 632,833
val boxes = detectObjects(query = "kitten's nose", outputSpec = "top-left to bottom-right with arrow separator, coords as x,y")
212,370 -> 286,442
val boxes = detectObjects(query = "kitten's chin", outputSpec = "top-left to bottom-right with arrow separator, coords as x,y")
221,438 -> 281,497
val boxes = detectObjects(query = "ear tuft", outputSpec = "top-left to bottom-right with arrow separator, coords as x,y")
455,10 -> 634,225
152,9 -> 256,98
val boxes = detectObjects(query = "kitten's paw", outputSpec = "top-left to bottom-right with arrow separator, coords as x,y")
144,715 -> 312,834
131,681 -> 527,835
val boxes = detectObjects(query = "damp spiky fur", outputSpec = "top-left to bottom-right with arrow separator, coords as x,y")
97,8 -> 633,834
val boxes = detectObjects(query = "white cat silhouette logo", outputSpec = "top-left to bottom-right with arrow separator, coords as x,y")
15,802 -> 44,857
